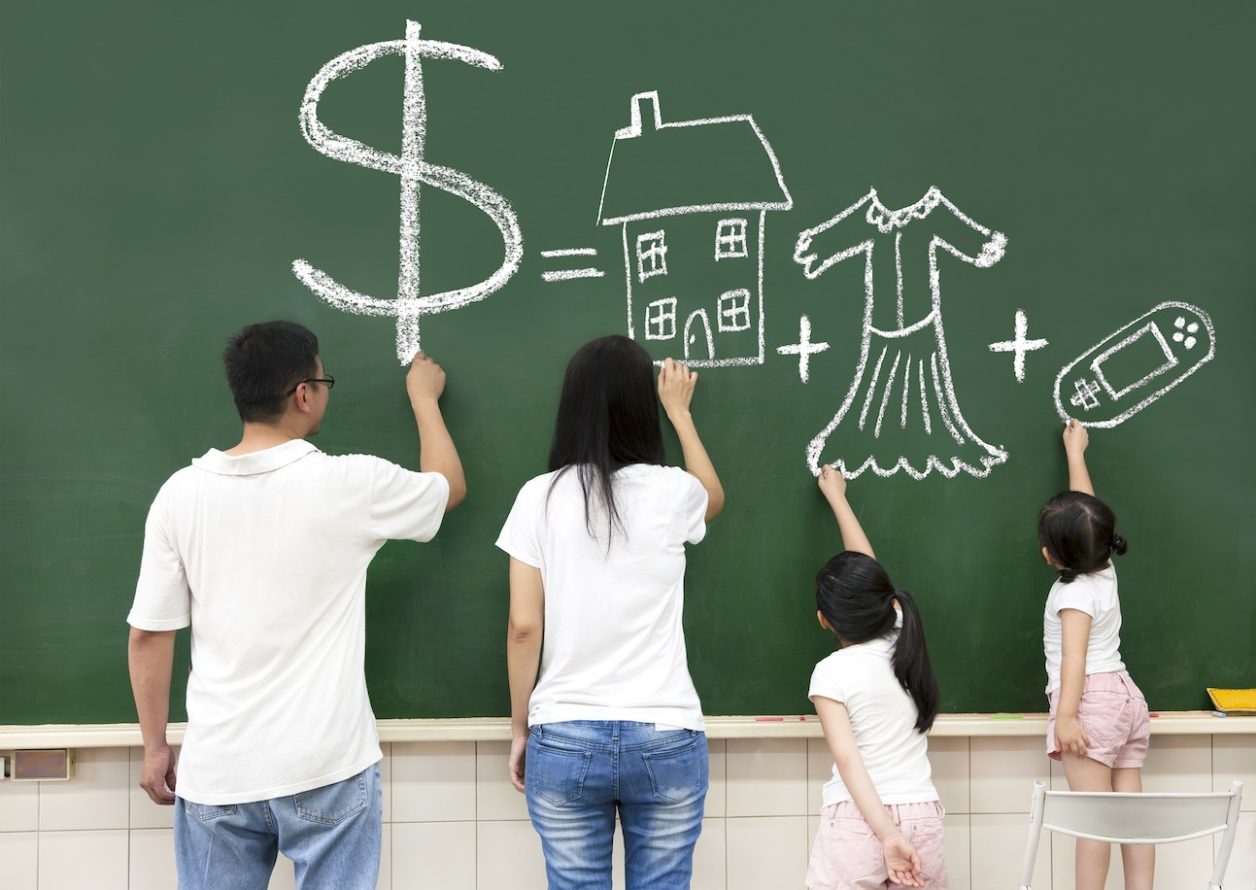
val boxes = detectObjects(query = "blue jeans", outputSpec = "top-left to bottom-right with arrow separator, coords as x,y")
173,763 -> 381,890
526,721 -> 708,890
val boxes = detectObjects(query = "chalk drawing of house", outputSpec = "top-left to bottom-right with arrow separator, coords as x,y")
596,91 -> 793,366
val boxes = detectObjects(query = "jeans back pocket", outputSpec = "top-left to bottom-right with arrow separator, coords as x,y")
642,735 -> 707,804
528,741 -> 593,806
294,769 -> 370,825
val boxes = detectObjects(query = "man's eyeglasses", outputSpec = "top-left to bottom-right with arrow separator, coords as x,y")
287,375 -> 335,396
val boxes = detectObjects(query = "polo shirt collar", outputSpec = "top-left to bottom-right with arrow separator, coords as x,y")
191,439 -> 319,476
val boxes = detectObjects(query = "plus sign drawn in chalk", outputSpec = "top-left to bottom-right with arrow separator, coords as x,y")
292,20 -> 524,364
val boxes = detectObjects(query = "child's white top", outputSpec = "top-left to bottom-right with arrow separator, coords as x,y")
496,464 -> 708,731
808,634 -> 939,809
1042,563 -> 1126,694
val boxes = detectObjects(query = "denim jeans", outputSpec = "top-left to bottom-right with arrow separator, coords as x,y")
173,763 -> 381,890
526,721 -> 708,890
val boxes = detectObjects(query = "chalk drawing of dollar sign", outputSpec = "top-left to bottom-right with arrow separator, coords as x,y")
293,20 -> 524,363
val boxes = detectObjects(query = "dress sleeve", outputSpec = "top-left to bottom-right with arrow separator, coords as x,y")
127,486 -> 191,631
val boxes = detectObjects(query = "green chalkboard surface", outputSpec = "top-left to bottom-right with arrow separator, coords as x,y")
3,1 -> 1254,724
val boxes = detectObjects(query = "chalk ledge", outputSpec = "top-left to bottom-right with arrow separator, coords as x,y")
0,712 -> 1250,748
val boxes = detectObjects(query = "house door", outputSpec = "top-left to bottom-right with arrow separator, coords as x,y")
683,309 -> 714,362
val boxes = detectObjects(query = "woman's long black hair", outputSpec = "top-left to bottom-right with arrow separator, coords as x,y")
1038,491 -> 1128,584
816,552 -> 940,733
547,336 -> 665,540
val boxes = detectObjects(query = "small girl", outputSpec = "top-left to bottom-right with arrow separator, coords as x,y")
806,466 -> 945,890
1040,419 -> 1152,890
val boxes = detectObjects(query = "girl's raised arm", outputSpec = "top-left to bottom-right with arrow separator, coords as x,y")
658,358 -> 724,521
1062,419 -> 1094,497
818,466 -> 875,558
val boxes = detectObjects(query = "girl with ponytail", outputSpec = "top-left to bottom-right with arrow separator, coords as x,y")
1039,420 -> 1152,890
805,466 -> 945,890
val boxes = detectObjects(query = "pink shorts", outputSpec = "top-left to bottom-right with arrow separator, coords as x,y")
806,800 -> 947,890
1047,670 -> 1150,768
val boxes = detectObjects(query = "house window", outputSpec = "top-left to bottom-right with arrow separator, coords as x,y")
645,297 -> 677,340
715,218 -> 748,260
718,289 -> 751,332
636,230 -> 668,281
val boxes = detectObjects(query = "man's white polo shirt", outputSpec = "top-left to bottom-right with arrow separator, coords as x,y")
128,439 -> 449,804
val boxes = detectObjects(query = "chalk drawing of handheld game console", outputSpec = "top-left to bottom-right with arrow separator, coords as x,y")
1052,301 -> 1216,429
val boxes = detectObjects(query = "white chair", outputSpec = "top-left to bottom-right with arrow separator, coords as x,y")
1018,779 -> 1243,889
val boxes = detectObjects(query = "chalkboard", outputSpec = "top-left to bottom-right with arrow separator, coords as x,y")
3,1 -> 1254,724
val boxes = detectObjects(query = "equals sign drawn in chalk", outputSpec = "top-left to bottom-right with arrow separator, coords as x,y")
541,248 -> 605,282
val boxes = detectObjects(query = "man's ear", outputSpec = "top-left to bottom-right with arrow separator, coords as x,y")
293,383 -> 312,415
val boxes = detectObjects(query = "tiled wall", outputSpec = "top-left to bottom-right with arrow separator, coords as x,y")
1,735 -> 1252,889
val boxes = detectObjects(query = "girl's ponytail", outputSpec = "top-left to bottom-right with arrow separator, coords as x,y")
891,589 -> 940,733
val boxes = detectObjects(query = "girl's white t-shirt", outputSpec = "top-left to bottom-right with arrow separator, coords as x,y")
1043,563 -> 1125,694
808,634 -> 939,809
496,464 -> 708,731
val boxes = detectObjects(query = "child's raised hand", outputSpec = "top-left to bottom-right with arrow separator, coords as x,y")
657,358 -> 697,419
1062,418 -> 1089,457
882,831 -> 924,887
817,464 -> 847,503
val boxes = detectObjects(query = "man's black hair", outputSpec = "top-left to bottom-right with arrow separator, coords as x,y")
223,321 -> 320,422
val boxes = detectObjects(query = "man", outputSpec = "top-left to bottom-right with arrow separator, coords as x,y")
127,320 -> 465,889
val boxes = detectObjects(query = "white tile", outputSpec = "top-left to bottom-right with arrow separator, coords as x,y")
0,775 -> 38,831
726,739 -> 808,817
943,813 -> 970,890
806,737 -> 831,816
1213,736 -> 1256,809
705,739 -> 726,819
476,741 -> 529,821
1141,735 -> 1211,793
970,814 -> 1049,890
392,742 -> 476,822
130,828 -> 177,890
929,736 -> 970,814
1221,812 -> 1256,888
725,816 -> 808,890
692,818 -> 726,890
476,820 -> 545,890
128,746 -> 175,829
970,736 -> 1049,813
393,821 -> 476,889
39,746 -> 130,830
0,832 -> 37,890
38,829 -> 129,890
268,855 -> 296,890
379,743 -> 392,823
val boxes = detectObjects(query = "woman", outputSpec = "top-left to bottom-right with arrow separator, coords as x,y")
497,337 -> 723,889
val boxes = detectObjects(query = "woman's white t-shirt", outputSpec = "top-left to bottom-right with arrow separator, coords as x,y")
808,635 -> 939,809
496,464 -> 708,731
1043,563 -> 1125,694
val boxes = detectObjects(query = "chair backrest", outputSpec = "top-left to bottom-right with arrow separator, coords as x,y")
1041,786 -> 1237,843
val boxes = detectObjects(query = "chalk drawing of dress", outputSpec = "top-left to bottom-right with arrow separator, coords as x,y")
794,187 -> 1008,479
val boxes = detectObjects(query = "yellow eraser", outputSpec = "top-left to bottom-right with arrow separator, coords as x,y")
1206,688 -> 1256,713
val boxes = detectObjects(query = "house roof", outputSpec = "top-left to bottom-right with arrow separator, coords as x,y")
596,91 -> 793,226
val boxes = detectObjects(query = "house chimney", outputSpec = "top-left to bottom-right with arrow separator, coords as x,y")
618,90 -> 662,138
